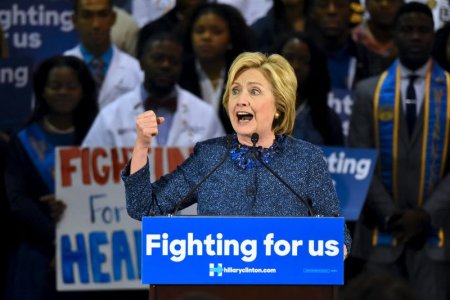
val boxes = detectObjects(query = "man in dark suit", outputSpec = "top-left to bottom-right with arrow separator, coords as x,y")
349,3 -> 450,300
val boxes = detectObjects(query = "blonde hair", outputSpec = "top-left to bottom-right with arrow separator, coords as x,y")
223,52 -> 297,135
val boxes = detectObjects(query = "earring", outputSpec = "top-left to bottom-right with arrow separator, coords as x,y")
275,112 -> 280,119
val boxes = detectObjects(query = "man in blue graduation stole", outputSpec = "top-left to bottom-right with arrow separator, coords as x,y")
349,3 -> 450,300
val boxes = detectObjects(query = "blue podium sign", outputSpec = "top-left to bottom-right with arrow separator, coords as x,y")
142,216 -> 344,285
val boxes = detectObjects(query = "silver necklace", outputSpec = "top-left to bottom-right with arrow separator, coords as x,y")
43,117 -> 75,134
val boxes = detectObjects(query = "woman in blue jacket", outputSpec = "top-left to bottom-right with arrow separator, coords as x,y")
122,51 -> 351,254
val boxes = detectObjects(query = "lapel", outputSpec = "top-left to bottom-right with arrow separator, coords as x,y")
166,91 -> 183,146
165,90 -> 197,146
98,46 -> 119,107
409,104 -> 425,146
398,104 -> 409,146
398,101 -> 425,148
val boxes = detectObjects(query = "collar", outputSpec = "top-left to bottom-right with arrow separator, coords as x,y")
194,59 -> 226,80
399,59 -> 430,79
140,85 -> 179,104
80,44 -> 114,66
229,133 -> 285,169
140,85 -> 179,113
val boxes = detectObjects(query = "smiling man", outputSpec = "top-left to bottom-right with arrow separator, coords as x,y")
349,3 -> 450,300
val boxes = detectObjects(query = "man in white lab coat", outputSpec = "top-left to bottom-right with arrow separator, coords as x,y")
82,31 -> 224,148
65,0 -> 143,109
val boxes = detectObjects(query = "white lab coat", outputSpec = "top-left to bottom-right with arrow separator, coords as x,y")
64,45 -> 144,109
132,0 -> 176,28
82,85 -> 225,147
217,0 -> 273,25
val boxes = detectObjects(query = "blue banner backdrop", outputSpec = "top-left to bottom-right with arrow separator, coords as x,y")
0,0 -> 77,132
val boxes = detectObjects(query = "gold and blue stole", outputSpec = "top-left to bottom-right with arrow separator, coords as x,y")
18,123 -> 56,193
372,60 -> 450,247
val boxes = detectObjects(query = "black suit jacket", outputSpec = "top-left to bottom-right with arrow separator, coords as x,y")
349,71 -> 450,263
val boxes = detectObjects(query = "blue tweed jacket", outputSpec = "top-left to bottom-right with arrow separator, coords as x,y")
122,135 -> 352,249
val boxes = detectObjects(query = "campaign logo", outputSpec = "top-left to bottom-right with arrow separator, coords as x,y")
209,263 -> 223,277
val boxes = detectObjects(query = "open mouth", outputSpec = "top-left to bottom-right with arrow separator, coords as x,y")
236,111 -> 254,123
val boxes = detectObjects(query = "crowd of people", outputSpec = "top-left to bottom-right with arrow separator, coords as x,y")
2,0 -> 450,299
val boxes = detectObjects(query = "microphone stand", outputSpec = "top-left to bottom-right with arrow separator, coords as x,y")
169,135 -> 232,216
250,133 -> 317,217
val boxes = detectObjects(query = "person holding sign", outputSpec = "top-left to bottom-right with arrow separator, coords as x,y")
122,51 -> 351,254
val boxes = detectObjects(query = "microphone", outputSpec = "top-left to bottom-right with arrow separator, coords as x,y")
170,135 -> 232,215
250,133 -> 317,217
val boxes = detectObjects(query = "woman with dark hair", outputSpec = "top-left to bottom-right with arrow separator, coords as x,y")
4,55 -> 98,300
432,24 -> 450,72
273,32 -> 344,146
178,2 -> 256,133
30,55 -> 98,143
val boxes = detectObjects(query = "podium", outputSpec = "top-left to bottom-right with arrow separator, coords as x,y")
149,284 -> 339,300
142,217 -> 344,300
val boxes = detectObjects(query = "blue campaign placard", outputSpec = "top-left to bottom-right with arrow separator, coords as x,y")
141,216 -> 344,285
322,147 -> 378,221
